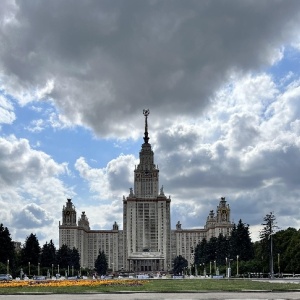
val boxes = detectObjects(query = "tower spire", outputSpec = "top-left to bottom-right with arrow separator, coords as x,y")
143,109 -> 150,144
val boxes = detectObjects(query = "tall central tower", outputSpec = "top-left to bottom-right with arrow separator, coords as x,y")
134,109 -> 159,198
123,109 -> 171,272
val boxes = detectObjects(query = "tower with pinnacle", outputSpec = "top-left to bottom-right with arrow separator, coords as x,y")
123,109 -> 171,272
59,110 -> 233,272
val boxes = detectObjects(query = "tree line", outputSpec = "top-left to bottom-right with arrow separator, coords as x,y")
0,223 -> 110,278
173,214 -> 300,276
0,225 -> 80,277
173,219 -> 253,275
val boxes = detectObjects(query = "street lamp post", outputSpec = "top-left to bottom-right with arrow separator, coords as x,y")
214,260 -> 216,275
236,255 -> 239,277
278,253 -> 280,276
38,262 -> 40,276
268,212 -> 275,279
28,262 -> 31,276
51,264 -> 54,277
228,259 -> 232,278
58,264 -> 59,275
270,235 -> 274,278
7,259 -> 9,274
209,261 -> 212,276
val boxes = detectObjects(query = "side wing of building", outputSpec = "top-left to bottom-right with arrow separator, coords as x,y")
172,197 -> 233,268
59,199 -> 124,271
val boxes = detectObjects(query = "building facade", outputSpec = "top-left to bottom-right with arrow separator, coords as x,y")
59,110 -> 233,272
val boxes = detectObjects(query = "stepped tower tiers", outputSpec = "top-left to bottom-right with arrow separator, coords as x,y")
123,109 -> 172,272
134,109 -> 159,198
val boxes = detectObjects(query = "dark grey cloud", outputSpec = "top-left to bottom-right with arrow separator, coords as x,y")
1,0 -> 300,137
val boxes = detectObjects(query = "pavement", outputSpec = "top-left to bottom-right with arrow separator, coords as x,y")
1,292 -> 300,300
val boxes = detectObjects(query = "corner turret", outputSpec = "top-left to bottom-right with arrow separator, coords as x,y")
78,211 -> 90,230
62,199 -> 77,226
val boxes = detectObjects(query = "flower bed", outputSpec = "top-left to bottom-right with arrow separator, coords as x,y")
0,279 -> 147,288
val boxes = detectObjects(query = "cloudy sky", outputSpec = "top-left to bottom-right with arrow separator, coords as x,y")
1,0 -> 300,247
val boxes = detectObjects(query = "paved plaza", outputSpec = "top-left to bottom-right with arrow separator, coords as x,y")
1,292 -> 300,300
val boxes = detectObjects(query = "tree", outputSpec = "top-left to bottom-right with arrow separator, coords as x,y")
40,240 -> 56,268
283,233 -> 300,273
194,238 -> 208,266
260,212 -> 278,278
56,245 -> 80,274
194,238 -> 209,275
20,233 -> 40,267
216,234 -> 230,265
70,247 -> 80,270
173,255 -> 188,275
273,227 -> 300,273
94,250 -> 108,275
0,224 -> 15,265
206,236 -> 217,263
56,244 -> 72,269
230,219 -> 254,261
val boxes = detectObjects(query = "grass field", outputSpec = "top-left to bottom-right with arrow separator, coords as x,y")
0,278 -> 300,294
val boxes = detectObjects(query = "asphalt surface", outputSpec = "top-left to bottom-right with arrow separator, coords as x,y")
1,292 -> 300,300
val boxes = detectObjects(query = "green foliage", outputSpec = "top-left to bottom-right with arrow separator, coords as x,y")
194,219 -> 253,272
40,239 -> 56,268
252,220 -> 300,274
260,212 -> 277,240
173,255 -> 188,275
273,228 -> 300,273
56,244 -> 70,268
194,238 -> 208,265
253,226 -> 300,275
56,244 -> 80,270
70,247 -> 80,270
252,241 -> 268,273
20,233 -> 40,266
272,227 -> 297,273
94,250 -> 108,275
0,262 -> 7,273
0,223 -> 15,266
259,212 -> 278,276
206,236 -> 217,262
216,234 -> 230,265
259,212 -> 278,258
230,219 -> 254,261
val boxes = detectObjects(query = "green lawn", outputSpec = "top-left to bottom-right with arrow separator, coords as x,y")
0,279 -> 300,294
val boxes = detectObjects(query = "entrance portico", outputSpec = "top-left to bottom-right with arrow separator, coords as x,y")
128,252 -> 165,272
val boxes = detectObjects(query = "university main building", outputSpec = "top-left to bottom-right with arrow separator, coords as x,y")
59,110 -> 233,272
